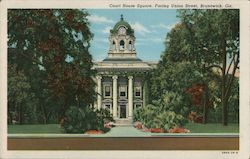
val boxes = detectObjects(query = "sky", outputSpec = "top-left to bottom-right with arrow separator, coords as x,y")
86,9 -> 180,62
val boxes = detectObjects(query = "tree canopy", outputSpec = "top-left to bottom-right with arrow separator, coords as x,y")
148,9 -> 239,125
177,9 -> 239,125
8,9 -> 96,124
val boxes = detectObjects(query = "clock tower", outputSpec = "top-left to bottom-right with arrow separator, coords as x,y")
108,15 -> 137,59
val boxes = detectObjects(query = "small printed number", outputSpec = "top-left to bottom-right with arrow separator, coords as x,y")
222,151 -> 238,154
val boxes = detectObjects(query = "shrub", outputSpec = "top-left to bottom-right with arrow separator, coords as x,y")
133,104 -> 187,130
62,106 -> 114,133
207,107 -> 222,123
133,107 -> 143,122
95,108 -> 114,133
150,110 -> 187,130
62,106 -> 92,133
160,91 -> 191,117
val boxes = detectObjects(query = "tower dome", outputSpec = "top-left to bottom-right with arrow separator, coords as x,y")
111,15 -> 134,35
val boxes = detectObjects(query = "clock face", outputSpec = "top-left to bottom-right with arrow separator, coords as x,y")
118,27 -> 126,35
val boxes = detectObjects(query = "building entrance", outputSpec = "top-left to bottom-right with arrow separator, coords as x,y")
120,105 -> 126,118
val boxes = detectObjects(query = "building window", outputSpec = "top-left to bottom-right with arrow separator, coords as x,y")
119,86 -> 127,97
134,86 -> 141,97
134,104 -> 142,110
111,41 -> 116,50
128,41 -> 132,51
105,104 -> 111,110
119,40 -> 125,50
104,85 -> 111,97
105,104 -> 112,113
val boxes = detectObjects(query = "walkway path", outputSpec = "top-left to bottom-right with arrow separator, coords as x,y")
90,126 -> 151,137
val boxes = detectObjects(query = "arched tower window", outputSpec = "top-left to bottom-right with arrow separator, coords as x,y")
111,41 -> 116,50
119,40 -> 125,50
128,41 -> 132,51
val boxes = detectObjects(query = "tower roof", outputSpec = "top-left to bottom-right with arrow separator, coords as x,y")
111,15 -> 134,35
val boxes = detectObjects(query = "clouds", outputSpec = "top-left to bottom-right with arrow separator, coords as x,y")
94,38 -> 108,43
151,23 -> 177,30
87,14 -> 175,37
136,37 -> 165,46
130,22 -> 151,36
150,38 -> 165,43
87,15 -> 114,24
101,26 -> 112,34
86,10 -> 179,61
87,14 -> 113,35
130,22 -> 177,36
92,53 -> 107,61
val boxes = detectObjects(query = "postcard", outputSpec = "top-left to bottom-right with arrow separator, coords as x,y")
0,0 -> 249,159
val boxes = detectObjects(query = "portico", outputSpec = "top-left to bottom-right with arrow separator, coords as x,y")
96,74 -> 136,118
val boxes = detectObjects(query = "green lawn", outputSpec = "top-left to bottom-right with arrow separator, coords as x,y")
185,123 -> 239,133
8,124 -> 63,134
8,123 -> 239,134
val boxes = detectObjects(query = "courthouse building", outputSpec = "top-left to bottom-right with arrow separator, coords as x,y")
93,15 -> 156,120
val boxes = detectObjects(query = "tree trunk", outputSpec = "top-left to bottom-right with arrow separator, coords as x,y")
59,98 -> 68,122
221,38 -> 228,126
19,104 -> 23,125
8,105 -> 12,124
41,104 -> 48,124
202,83 -> 209,124
224,54 -> 239,124
224,76 -> 235,125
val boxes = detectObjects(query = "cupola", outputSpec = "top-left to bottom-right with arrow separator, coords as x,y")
107,15 -> 137,59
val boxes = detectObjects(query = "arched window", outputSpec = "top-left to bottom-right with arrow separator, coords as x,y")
128,41 -> 132,51
111,41 -> 116,50
119,40 -> 125,50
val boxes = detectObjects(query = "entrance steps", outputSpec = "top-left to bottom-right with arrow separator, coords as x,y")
114,118 -> 133,127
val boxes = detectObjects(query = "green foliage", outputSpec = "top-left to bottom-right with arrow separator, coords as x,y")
8,64 -> 31,106
227,78 -> 239,123
207,107 -> 222,123
62,107 -> 80,133
150,61 -> 202,103
133,107 -> 144,122
177,9 -> 239,125
148,9 -> 239,125
8,9 -> 96,124
152,111 -> 187,130
148,61 -> 200,121
62,106 -> 114,133
8,64 -> 34,124
177,9 -> 239,65
96,108 -> 114,123
134,104 -> 187,130
159,91 -> 190,116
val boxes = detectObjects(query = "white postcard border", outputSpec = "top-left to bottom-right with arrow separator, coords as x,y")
0,0 -> 249,159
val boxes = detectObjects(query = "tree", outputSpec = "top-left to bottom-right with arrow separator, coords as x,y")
149,10 -> 239,125
8,64 -> 32,124
149,23 -> 203,118
177,10 -> 239,125
8,9 -> 95,123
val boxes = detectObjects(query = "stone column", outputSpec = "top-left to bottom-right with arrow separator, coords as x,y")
92,77 -> 97,109
128,76 -> 133,118
143,80 -> 149,107
125,39 -> 129,51
97,75 -> 102,110
116,39 -> 119,52
112,75 -> 118,118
